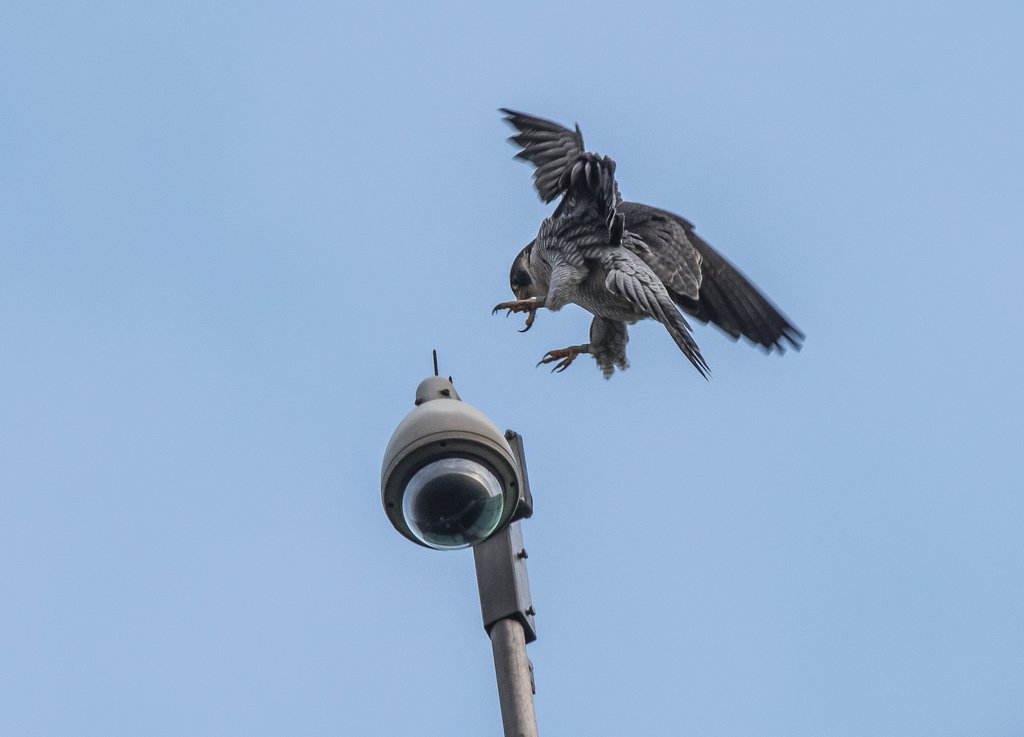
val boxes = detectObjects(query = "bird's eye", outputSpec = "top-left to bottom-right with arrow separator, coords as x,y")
511,269 -> 532,288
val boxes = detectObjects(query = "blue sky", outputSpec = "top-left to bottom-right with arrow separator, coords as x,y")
2,2 -> 1022,735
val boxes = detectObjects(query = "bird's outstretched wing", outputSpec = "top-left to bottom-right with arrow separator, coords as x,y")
500,108 -> 585,203
619,202 -> 804,353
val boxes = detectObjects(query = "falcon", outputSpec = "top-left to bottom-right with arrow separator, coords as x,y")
493,109 -> 803,378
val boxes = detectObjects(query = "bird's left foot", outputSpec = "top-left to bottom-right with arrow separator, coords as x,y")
537,344 -> 590,372
492,298 -> 540,332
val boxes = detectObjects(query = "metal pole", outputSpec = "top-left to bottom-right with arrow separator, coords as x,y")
473,432 -> 538,736
489,617 -> 538,737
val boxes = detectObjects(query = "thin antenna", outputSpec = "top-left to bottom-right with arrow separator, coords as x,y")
432,349 -> 439,377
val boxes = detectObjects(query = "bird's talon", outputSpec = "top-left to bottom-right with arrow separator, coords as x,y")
537,345 -> 586,373
492,299 -> 538,332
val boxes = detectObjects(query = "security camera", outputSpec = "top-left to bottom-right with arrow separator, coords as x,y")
381,376 -> 529,550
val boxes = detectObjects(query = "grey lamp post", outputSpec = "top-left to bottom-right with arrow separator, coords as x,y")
381,373 -> 539,737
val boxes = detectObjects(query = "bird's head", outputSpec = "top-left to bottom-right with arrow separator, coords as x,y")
509,240 -> 544,301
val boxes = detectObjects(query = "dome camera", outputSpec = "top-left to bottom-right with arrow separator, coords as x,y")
381,376 -> 528,550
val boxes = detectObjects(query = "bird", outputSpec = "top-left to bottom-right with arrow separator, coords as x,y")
493,108 -> 803,378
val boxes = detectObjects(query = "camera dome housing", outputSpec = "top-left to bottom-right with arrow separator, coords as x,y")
381,377 -> 523,549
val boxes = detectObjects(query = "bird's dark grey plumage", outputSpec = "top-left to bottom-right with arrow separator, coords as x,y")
494,109 -> 804,378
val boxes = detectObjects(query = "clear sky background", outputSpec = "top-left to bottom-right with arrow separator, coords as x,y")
2,2 -> 1022,736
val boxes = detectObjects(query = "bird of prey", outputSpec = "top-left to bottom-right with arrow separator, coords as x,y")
493,109 -> 803,378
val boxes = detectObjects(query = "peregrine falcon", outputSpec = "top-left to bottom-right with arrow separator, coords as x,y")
493,109 -> 804,379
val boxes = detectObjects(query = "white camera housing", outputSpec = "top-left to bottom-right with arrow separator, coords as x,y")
381,377 -> 524,549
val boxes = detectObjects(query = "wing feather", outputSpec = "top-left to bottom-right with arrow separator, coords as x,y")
603,251 -> 710,378
619,202 -> 804,352
501,108 -> 585,203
